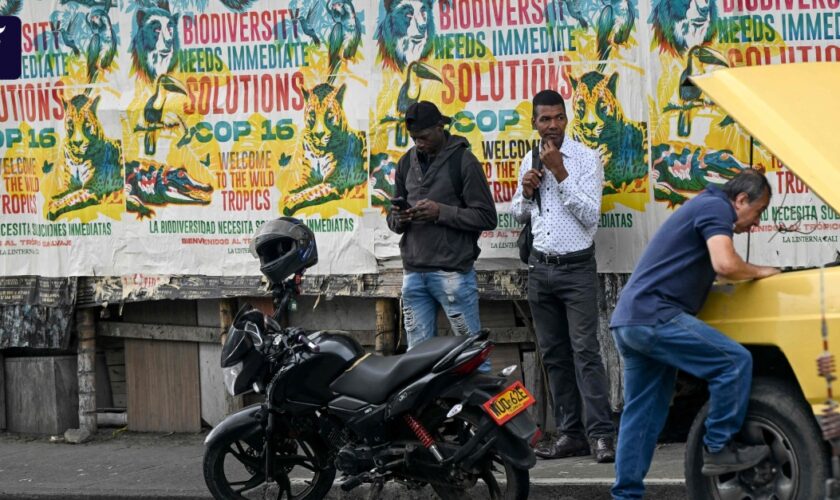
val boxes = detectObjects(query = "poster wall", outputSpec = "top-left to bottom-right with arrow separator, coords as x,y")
0,0 -> 838,277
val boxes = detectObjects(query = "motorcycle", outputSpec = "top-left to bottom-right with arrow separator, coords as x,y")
203,276 -> 540,499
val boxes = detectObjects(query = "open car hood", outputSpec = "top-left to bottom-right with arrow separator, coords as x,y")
691,62 -> 840,210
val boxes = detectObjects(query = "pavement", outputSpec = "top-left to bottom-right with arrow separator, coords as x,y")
0,430 -> 687,499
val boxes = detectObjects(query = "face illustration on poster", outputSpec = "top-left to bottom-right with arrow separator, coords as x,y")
651,0 -> 718,56
130,2 -> 179,84
377,0 -> 435,72
676,0 -> 715,50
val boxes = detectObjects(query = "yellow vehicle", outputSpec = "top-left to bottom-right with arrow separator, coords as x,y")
684,63 -> 840,499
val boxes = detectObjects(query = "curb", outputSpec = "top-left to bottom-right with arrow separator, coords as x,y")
0,480 -> 687,499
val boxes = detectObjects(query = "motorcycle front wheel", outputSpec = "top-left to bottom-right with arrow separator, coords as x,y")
203,431 -> 335,500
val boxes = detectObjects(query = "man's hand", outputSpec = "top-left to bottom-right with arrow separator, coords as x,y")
407,199 -> 440,222
390,205 -> 412,225
756,266 -> 781,279
716,266 -> 779,284
522,169 -> 543,199
708,235 -> 781,281
540,141 -> 568,183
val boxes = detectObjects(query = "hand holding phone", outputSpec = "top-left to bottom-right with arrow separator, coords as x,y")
522,149 -> 544,199
391,197 -> 410,211
390,196 -> 412,224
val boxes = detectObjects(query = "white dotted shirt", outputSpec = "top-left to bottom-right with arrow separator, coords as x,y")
511,138 -> 604,255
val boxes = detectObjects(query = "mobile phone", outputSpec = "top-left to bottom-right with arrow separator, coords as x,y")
390,197 -> 410,210
534,141 -> 544,170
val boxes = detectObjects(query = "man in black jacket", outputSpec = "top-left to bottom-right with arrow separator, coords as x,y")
387,101 -> 497,368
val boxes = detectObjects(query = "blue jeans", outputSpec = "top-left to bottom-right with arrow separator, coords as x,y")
401,269 -> 491,372
611,312 -> 753,500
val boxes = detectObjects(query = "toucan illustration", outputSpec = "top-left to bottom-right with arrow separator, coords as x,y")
378,61 -> 442,126
397,61 -> 442,115
135,74 -> 192,156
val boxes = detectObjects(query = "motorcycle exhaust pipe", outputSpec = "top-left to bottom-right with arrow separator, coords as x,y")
339,475 -> 364,492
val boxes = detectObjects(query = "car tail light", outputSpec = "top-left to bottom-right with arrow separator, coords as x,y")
452,344 -> 494,375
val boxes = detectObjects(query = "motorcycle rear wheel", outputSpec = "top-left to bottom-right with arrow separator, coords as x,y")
426,406 -> 530,500
203,431 -> 335,500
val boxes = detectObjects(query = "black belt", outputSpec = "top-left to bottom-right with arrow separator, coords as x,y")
532,244 -> 595,265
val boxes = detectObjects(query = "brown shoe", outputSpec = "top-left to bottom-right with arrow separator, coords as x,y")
534,434 -> 589,459
592,437 -> 616,463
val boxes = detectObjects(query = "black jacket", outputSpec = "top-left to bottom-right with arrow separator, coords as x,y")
387,134 -> 497,272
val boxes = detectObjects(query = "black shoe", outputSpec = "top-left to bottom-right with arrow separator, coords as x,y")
534,434 -> 589,459
592,437 -> 616,463
702,442 -> 770,476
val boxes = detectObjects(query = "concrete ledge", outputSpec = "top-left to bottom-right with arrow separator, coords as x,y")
0,432 -> 686,500
0,481 -> 687,500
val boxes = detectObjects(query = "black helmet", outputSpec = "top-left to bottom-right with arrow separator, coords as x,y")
250,217 -> 317,284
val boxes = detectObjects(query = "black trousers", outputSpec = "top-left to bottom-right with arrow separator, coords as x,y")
527,254 -> 614,440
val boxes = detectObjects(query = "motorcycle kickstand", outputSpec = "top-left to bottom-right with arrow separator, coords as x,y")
367,479 -> 384,500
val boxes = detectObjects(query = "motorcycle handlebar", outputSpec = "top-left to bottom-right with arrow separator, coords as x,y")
296,333 -> 320,353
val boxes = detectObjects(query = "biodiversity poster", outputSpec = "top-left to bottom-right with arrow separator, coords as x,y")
0,0 -> 838,277
647,0 -> 840,265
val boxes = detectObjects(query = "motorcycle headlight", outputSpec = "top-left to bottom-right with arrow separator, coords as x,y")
223,361 -> 244,397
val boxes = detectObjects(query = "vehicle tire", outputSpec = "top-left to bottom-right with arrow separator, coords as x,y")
425,405 -> 530,500
203,429 -> 335,500
685,377 -> 829,500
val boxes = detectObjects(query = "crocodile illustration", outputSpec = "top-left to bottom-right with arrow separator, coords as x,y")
652,143 -> 747,207
48,94 -> 123,221
125,159 -> 213,219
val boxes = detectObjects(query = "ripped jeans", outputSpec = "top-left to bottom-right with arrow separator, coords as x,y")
401,268 -> 490,372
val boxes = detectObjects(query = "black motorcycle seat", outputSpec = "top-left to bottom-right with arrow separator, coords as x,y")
329,336 -> 468,404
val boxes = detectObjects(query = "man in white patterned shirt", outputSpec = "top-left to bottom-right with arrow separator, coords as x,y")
511,90 -> 615,463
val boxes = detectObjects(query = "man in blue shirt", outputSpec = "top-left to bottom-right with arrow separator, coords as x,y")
610,170 -> 780,499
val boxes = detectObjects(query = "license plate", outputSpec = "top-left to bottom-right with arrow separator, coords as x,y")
482,381 -> 536,425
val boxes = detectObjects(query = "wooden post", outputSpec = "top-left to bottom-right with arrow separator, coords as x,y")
0,351 -> 5,430
65,307 -> 97,442
599,274 -> 627,412
375,299 -> 396,356
78,307 -> 97,433
219,299 -> 235,345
